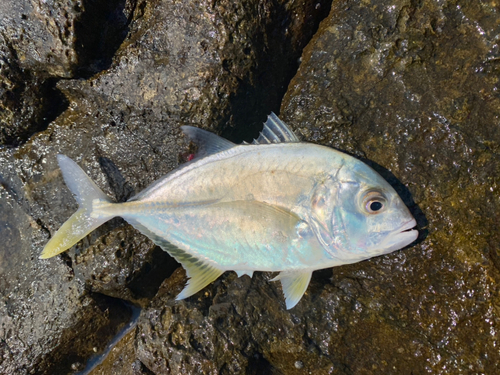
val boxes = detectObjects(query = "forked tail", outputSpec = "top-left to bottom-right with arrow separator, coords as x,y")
40,155 -> 115,259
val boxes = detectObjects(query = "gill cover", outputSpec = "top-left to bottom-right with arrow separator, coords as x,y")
307,174 -> 355,260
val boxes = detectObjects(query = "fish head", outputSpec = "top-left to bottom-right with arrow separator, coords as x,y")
309,159 -> 418,262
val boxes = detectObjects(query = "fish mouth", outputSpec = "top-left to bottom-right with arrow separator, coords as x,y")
398,218 -> 418,234
377,218 -> 418,253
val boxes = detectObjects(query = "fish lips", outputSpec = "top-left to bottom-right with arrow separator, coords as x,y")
376,218 -> 418,254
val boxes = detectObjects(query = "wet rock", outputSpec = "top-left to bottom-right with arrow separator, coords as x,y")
73,224 -> 177,306
0,172 -> 134,374
0,0 -> 133,145
0,73 -> 183,373
0,35 -> 67,146
0,0 -> 134,76
0,0 -> 79,76
135,0 -> 500,374
77,0 -> 331,140
0,0 -> 77,145
281,0 -> 500,373
0,0 -> 330,373
136,268 -> 331,375
89,329 -> 145,375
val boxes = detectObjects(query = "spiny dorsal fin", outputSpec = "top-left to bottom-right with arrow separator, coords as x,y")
126,217 -> 223,299
271,270 -> 312,309
252,112 -> 300,145
181,126 -> 235,159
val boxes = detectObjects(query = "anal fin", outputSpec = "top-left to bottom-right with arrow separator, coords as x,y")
125,217 -> 224,300
169,246 -> 224,300
271,271 -> 312,309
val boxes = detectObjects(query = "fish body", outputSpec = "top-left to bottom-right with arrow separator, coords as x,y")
41,114 -> 418,308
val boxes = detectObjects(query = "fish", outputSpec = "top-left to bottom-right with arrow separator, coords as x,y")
40,113 -> 418,309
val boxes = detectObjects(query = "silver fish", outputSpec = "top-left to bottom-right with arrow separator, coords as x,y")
40,113 -> 418,309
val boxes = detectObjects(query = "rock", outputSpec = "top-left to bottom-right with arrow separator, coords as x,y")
0,0 -> 79,76
0,0 -> 135,76
0,0 -> 330,373
0,0 -> 133,145
282,0 -> 500,373
0,0 -> 79,146
0,33 -> 67,146
73,223 -> 177,306
88,329 -> 146,375
135,0 -> 500,374
78,0 -> 332,139
0,166 -> 134,374
136,268 -> 337,375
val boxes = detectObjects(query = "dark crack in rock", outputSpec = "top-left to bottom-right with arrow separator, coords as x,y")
88,329 -> 147,375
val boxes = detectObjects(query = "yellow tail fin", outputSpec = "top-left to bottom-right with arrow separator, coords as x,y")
40,155 -> 114,259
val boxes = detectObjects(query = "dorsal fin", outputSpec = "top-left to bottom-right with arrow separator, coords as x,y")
181,126 -> 235,159
252,112 -> 300,144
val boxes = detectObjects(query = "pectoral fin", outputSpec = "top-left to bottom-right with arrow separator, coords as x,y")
271,271 -> 312,309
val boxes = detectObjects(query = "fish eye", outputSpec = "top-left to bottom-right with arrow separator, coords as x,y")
361,191 -> 387,215
368,201 -> 383,211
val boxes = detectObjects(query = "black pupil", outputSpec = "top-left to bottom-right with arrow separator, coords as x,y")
370,201 -> 383,211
